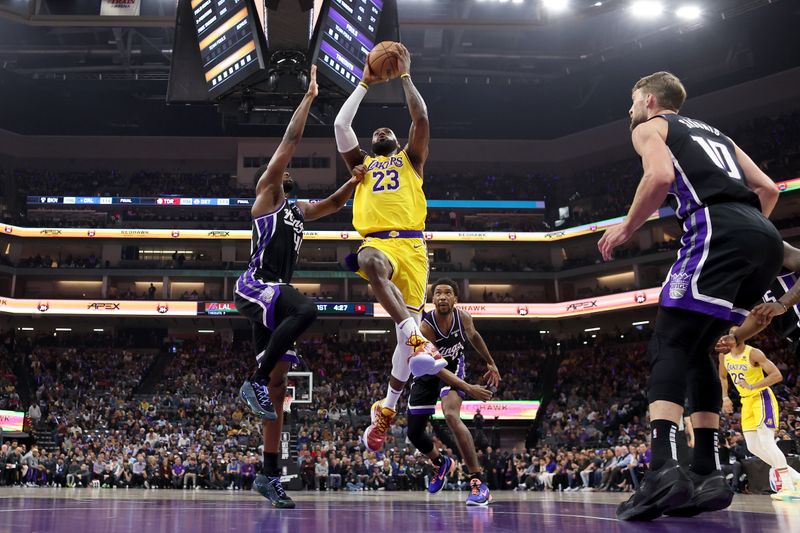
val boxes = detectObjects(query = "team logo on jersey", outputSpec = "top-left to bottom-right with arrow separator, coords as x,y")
668,272 -> 691,299
389,230 -> 400,238
37,302 -> 49,312
259,286 -> 276,304
156,304 -> 169,314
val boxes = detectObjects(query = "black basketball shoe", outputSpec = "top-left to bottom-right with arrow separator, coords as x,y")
616,459 -> 693,521
253,474 -> 295,509
663,469 -> 734,517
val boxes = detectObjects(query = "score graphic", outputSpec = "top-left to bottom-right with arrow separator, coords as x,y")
190,0 -> 262,95
313,0 -> 385,91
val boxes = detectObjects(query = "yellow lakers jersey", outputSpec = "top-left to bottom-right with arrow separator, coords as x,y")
352,150 -> 427,236
724,345 -> 767,397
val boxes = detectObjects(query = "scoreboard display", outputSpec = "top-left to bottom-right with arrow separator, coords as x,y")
311,0 -> 386,92
198,301 -> 373,317
190,0 -> 265,96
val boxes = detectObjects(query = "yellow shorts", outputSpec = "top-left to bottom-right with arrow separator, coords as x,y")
741,388 -> 779,432
356,236 -> 429,312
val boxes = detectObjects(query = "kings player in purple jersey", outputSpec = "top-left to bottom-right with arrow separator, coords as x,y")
598,71 -> 783,521
234,66 -> 366,508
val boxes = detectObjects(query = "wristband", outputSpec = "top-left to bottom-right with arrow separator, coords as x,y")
358,81 -> 369,90
400,73 -> 411,80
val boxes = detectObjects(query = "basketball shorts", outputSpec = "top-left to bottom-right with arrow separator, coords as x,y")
407,355 -> 465,415
741,388 -> 779,432
234,270 -> 304,368
351,235 -> 429,312
659,203 -> 783,324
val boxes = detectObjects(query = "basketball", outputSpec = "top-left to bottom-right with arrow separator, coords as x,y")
367,41 -> 401,81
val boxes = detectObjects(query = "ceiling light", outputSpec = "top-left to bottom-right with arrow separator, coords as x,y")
543,0 -> 568,12
631,1 -> 663,18
632,320 -> 650,326
55,328 -> 72,332
584,327 -> 600,332
675,5 -> 701,20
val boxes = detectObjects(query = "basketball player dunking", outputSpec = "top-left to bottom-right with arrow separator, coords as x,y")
334,43 -> 445,453
598,72 -> 783,521
717,327 -> 800,500
406,279 -> 499,506
234,66 -> 367,508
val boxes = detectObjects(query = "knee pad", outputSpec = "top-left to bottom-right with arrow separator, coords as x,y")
646,333 -> 688,406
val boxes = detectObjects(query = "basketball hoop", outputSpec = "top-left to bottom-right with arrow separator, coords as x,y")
283,395 -> 293,414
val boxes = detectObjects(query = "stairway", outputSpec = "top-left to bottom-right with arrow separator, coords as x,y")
134,348 -> 176,395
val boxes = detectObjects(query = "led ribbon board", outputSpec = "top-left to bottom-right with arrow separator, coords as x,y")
432,400 -> 540,421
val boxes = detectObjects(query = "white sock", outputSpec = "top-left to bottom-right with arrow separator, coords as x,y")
398,317 -> 419,341
383,385 -> 403,411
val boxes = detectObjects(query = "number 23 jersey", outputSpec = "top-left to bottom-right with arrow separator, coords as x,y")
352,149 -> 427,236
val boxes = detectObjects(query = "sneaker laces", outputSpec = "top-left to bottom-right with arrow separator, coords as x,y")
254,382 -> 272,408
470,478 -> 481,495
406,333 -> 426,350
269,478 -> 288,499
375,410 -> 393,434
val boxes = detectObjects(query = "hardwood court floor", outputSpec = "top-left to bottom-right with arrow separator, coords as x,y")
0,487 -> 797,532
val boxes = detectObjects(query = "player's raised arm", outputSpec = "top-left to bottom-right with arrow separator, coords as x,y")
732,142 -> 780,217
333,65 -> 381,172
460,311 -> 500,389
255,66 -> 318,203
297,165 -> 367,222
395,44 -> 429,173
598,119 -> 674,261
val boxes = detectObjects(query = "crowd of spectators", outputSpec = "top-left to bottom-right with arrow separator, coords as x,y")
2,326 -> 799,495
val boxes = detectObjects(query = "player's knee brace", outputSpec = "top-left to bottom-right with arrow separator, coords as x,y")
407,414 -> 434,454
646,334 -> 688,406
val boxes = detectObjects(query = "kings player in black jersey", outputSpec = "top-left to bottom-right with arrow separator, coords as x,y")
406,279 -> 500,506
234,66 -> 366,508
598,72 -> 783,521
715,241 -> 800,351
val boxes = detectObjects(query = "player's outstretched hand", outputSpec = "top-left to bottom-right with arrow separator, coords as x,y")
395,43 -> 411,76
722,397 -> 734,415
467,384 -> 493,402
351,164 -> 367,183
750,301 -> 786,325
361,61 -> 387,87
306,65 -> 318,98
598,222 -> 633,261
715,335 -> 736,353
483,363 -> 501,389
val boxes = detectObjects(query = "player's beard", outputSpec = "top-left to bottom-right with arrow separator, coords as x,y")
372,139 -> 398,156
282,178 -> 296,195
629,107 -> 647,131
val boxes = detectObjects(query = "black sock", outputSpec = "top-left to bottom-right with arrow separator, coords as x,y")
691,428 -> 719,476
431,455 -> 444,467
263,452 -> 280,477
650,419 -> 678,471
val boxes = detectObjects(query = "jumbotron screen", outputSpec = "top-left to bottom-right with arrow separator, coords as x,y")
191,0 -> 264,96
432,401 -> 540,421
311,0 -> 385,91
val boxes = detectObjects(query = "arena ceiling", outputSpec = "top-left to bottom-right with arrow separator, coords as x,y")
0,0 -> 798,139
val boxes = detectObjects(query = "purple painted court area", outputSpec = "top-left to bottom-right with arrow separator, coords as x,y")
0,491 -> 797,533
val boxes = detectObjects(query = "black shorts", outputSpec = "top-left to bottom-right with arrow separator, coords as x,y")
659,203 -> 783,324
407,355 -> 465,415
234,278 -> 308,367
